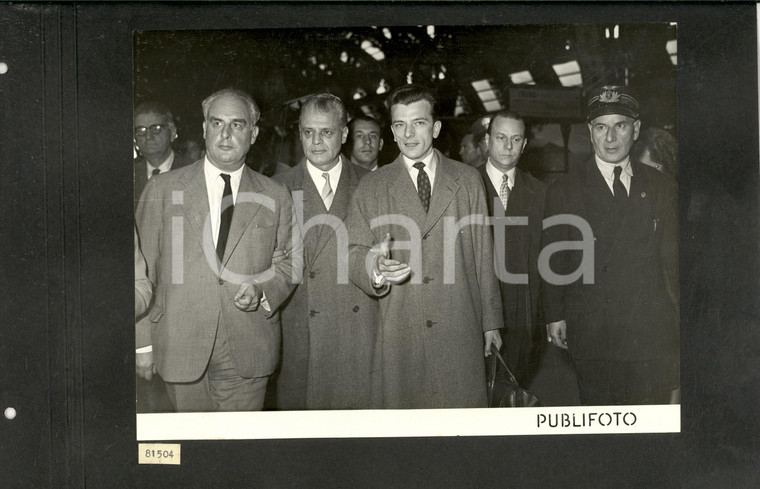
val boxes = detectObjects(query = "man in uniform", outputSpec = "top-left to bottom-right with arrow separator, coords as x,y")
542,84 -> 678,405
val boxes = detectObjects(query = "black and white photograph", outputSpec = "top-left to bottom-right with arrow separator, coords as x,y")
2,2 -> 759,487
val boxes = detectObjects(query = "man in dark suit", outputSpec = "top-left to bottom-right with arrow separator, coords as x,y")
274,94 -> 377,410
133,101 -> 191,200
135,88 -> 302,412
542,84 -> 678,405
477,110 -> 546,387
347,84 -> 502,409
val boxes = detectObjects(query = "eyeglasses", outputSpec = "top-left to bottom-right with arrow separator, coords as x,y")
134,124 -> 170,137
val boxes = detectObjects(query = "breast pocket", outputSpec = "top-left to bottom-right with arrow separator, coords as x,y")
240,224 -> 278,272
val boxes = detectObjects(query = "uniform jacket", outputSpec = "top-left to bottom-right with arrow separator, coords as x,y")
135,160 -> 302,382
273,159 -> 378,410
477,164 -> 546,384
541,158 -> 679,363
347,150 -> 502,409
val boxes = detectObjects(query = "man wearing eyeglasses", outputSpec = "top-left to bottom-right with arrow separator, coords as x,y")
133,101 -> 191,200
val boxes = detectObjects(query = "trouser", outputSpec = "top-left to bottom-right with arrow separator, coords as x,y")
165,322 -> 268,412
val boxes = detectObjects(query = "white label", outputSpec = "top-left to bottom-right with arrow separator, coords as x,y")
138,443 -> 180,465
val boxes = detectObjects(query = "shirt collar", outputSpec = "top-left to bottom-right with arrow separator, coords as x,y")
306,155 -> 343,189
401,150 -> 437,174
147,151 -> 175,174
485,158 -> 516,188
594,154 -> 633,180
203,156 -> 246,190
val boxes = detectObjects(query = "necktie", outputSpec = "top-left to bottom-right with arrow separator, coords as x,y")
613,165 -> 627,200
500,173 -> 511,211
151,168 -> 160,178
413,162 -> 431,213
321,172 -> 334,210
216,173 -> 234,262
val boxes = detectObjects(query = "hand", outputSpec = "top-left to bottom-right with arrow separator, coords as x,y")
376,233 -> 411,285
233,282 -> 263,312
547,320 -> 568,350
136,351 -> 156,380
484,330 -> 503,357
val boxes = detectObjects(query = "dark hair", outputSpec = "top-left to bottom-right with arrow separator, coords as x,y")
387,84 -> 438,120
633,127 -> 677,176
347,115 -> 382,134
134,101 -> 175,123
300,93 -> 347,128
486,110 -> 526,136
202,88 -> 260,124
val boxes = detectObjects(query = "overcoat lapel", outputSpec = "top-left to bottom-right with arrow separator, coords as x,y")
423,155 -> 459,236
310,161 -> 356,262
389,158 -> 428,229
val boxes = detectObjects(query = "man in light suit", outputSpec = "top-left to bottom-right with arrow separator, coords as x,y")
347,84 -> 502,409
477,111 -> 546,387
542,84 -> 678,405
133,101 -> 191,201
274,94 -> 377,410
135,88 -> 302,412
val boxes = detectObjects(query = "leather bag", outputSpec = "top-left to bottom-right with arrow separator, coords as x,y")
487,344 -> 541,408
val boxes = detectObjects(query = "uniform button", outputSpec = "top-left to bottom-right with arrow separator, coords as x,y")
605,298 -> 612,304
423,276 -> 432,284
602,265 -> 609,272
352,306 -> 360,313
426,320 -> 433,328
309,310 -> 319,318
309,271 -> 316,279
218,279 -> 224,285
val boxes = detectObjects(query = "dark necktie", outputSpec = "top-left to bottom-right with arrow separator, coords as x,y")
216,173 -> 234,262
151,168 -> 160,178
413,162 -> 431,213
613,165 -> 627,200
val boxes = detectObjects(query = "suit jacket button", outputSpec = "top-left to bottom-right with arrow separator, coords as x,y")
309,271 -> 316,279
353,306 -> 360,312
426,320 -> 433,328
423,276 -> 431,284
218,278 -> 224,285
602,265 -> 609,272
309,309 -> 319,318
605,298 -> 612,304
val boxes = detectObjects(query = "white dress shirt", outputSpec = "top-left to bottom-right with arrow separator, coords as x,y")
595,155 -> 632,196
485,159 -> 516,196
145,151 -> 176,179
203,158 -> 245,248
401,151 -> 437,192
306,156 -> 343,206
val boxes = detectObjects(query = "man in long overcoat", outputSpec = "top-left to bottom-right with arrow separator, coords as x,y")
274,94 -> 377,410
347,85 -> 502,409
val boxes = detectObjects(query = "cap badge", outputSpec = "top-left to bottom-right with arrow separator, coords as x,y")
599,87 -> 621,104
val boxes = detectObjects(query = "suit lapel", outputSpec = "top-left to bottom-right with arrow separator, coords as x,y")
222,166 -> 263,265
179,161 -> 212,251
423,153 -> 459,235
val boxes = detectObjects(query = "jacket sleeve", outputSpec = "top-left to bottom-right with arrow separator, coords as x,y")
347,179 -> 390,297
540,181 -> 568,324
258,184 -> 303,316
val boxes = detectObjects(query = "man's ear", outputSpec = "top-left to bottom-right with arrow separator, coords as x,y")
379,138 -> 384,151
484,133 -> 490,151
432,120 -> 442,138
633,119 -> 641,140
341,126 -> 349,145
250,125 -> 260,145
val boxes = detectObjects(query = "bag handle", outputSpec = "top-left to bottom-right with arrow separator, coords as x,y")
490,343 -> 521,387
